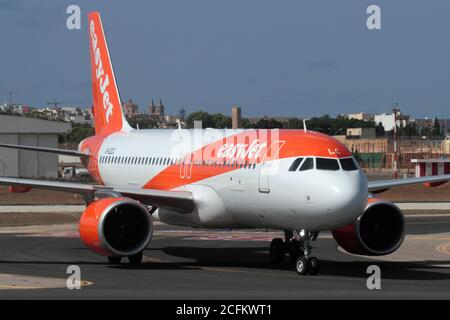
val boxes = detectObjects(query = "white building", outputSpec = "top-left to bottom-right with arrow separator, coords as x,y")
374,112 -> 410,131
344,112 -> 374,121
0,115 -> 71,178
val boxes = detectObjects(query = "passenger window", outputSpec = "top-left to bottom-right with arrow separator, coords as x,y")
289,158 -> 303,171
340,158 -> 358,171
299,158 -> 314,171
316,158 -> 340,171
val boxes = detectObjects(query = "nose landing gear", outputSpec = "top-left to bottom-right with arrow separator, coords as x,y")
269,230 -> 320,275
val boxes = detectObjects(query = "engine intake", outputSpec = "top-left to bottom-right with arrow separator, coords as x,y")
332,198 -> 405,256
79,197 -> 153,257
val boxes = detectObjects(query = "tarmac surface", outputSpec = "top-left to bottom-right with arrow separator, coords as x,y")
0,215 -> 449,299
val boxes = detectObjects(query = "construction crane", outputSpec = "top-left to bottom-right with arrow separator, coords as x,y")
46,100 -> 90,108
1,89 -> 21,105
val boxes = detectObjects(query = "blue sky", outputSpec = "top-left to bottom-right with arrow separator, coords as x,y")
1,0 -> 450,118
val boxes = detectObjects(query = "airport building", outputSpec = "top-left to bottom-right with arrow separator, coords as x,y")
0,114 -> 71,178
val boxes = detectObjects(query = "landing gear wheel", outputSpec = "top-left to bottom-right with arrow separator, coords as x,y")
295,256 -> 308,275
289,239 -> 302,263
128,251 -> 143,265
269,238 -> 285,264
107,256 -> 122,264
307,257 -> 319,275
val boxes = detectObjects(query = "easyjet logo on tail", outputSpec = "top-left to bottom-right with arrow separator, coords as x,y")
90,20 -> 113,123
88,12 -> 126,136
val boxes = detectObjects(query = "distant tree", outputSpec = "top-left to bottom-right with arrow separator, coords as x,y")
250,118 -> 285,129
241,118 -> 252,128
421,126 -> 431,137
185,111 -> 214,128
126,115 -> 157,129
286,118 -> 304,129
210,113 -> 232,128
401,122 -> 418,137
185,111 -> 379,133
433,117 -> 442,137
63,123 -> 94,144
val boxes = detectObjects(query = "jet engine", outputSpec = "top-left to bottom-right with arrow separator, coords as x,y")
79,197 -> 153,257
332,198 -> 405,256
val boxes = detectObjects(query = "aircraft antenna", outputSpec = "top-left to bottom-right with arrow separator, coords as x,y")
303,119 -> 310,133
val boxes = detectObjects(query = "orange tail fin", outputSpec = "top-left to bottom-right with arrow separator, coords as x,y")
88,12 -> 132,135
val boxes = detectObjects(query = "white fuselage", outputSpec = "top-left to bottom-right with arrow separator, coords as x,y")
93,129 -> 368,232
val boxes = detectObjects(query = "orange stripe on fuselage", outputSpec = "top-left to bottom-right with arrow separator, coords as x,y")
144,129 -> 351,190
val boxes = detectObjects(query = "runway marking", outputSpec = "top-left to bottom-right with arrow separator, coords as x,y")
183,235 -> 276,241
436,243 -> 450,256
409,235 -> 450,241
19,231 -> 79,238
0,281 -> 92,290
407,221 -> 450,225
0,285 -> 42,289
0,273 -> 92,290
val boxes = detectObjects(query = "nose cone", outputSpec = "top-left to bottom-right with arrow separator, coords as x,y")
320,170 -> 368,228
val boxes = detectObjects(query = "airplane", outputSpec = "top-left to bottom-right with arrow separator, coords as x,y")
1,12 -> 449,275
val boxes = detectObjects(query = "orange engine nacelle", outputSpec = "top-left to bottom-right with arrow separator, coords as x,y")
332,198 -> 405,256
79,197 -> 153,257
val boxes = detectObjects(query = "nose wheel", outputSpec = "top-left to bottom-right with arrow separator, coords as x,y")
269,230 -> 320,275
295,256 -> 319,275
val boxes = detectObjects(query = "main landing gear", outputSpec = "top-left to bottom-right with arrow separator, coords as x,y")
269,230 -> 320,275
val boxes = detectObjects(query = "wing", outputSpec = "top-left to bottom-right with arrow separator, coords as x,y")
0,143 -> 88,157
0,177 -> 194,213
368,174 -> 450,193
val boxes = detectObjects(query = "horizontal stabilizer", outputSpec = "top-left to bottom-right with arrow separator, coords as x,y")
0,143 -> 88,157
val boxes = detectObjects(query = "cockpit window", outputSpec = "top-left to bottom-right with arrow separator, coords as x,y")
299,157 -> 314,171
289,158 -> 303,171
340,158 -> 358,171
316,158 -> 340,171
